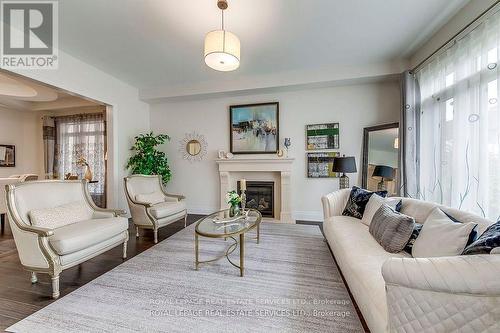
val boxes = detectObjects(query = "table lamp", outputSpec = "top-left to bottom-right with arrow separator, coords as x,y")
332,155 -> 357,189
372,165 -> 394,191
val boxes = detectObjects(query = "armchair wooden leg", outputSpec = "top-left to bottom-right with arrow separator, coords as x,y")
135,226 -> 139,237
30,272 -> 38,284
154,229 -> 158,244
51,275 -> 60,299
122,241 -> 128,259
0,213 -> 5,234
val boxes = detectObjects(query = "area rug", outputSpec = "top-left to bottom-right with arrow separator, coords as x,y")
7,223 -> 364,333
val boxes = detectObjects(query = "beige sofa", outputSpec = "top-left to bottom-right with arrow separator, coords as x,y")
322,189 -> 500,333
6,180 -> 128,299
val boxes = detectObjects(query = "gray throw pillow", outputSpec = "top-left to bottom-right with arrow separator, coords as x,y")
369,204 -> 415,253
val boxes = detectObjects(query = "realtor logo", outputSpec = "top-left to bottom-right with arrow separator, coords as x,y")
0,0 -> 58,69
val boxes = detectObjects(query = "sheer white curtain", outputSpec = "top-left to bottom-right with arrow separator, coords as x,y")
417,9 -> 499,220
54,113 -> 106,207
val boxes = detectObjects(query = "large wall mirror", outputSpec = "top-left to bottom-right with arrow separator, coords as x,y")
362,123 -> 400,196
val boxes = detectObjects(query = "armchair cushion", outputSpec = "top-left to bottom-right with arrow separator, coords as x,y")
29,201 -> 93,229
135,192 -> 165,205
149,201 -> 186,219
49,217 -> 128,255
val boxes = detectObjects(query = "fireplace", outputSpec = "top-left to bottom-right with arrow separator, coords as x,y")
238,181 -> 274,218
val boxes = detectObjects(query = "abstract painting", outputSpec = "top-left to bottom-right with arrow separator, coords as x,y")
307,152 -> 340,178
306,123 -> 339,150
230,102 -> 279,154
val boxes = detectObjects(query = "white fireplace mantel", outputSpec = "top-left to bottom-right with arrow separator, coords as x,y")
216,158 -> 295,223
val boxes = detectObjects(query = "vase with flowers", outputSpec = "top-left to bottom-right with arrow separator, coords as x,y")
226,190 -> 242,217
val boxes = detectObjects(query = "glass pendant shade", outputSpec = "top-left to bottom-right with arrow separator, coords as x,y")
204,30 -> 240,71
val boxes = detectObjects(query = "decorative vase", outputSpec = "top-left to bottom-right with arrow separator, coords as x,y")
229,204 -> 240,217
84,165 -> 93,181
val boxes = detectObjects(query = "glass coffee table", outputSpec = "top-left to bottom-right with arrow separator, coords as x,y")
195,209 -> 262,277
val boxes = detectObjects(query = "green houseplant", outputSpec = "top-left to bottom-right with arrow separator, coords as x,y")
126,132 -> 172,185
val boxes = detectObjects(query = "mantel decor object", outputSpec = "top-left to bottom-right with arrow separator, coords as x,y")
332,155 -> 357,189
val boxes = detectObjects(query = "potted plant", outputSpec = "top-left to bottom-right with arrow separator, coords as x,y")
126,132 -> 172,185
226,190 -> 241,217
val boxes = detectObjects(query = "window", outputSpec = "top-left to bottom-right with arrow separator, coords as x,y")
416,10 -> 500,220
54,113 -> 106,207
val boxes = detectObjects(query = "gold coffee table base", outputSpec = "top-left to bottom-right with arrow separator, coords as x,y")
195,234 -> 245,277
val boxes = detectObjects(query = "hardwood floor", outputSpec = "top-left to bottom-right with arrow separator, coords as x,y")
0,215 -> 204,330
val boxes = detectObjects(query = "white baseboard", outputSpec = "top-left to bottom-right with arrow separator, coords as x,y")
292,211 -> 323,222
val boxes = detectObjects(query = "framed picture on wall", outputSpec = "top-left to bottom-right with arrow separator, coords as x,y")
307,152 -> 340,178
0,145 -> 15,167
230,102 -> 279,154
306,123 -> 339,150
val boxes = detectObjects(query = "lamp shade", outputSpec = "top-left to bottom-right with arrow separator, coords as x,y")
204,30 -> 240,71
372,165 -> 394,179
332,156 -> 357,173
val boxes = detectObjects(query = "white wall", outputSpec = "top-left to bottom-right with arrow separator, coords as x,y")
9,49 -> 150,211
150,80 -> 400,221
0,108 -> 43,178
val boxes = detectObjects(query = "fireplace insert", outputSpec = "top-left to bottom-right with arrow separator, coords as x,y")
237,181 -> 274,218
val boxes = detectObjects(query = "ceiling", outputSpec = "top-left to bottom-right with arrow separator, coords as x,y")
57,0 -> 469,92
0,71 -> 102,111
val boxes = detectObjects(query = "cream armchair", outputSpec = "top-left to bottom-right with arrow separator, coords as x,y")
5,180 -> 128,299
124,175 -> 187,243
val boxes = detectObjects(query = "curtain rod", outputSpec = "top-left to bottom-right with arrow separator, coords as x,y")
412,1 -> 500,73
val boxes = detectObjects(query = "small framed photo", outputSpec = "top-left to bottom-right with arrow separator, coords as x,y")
0,144 -> 15,167
230,102 -> 279,154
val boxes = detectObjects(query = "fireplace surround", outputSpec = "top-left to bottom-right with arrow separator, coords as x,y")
216,158 -> 294,223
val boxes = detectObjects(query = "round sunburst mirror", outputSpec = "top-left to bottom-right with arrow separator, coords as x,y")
179,132 -> 207,162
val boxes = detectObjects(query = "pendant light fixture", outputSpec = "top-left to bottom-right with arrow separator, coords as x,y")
204,0 -> 240,71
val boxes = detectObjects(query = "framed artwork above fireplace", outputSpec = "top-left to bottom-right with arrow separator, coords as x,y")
230,102 -> 279,154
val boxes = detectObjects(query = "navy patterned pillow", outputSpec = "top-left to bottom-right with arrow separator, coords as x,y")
403,223 -> 423,255
342,186 -> 388,219
462,221 -> 500,255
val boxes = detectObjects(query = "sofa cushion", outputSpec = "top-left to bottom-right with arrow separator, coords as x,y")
29,201 -> 93,229
323,215 -> 411,333
49,217 -> 128,255
369,204 -> 415,253
463,221 -> 500,255
412,207 -> 477,258
149,201 -> 186,219
135,191 -> 165,205
361,194 -> 401,226
342,186 -> 387,219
